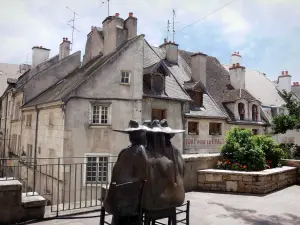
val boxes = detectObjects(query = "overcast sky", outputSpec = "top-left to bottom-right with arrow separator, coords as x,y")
0,0 -> 299,81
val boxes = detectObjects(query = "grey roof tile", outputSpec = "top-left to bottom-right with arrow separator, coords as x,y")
222,89 -> 257,103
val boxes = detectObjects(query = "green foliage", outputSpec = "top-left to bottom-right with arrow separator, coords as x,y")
280,143 -> 300,159
272,90 -> 300,134
221,127 -> 266,171
252,135 -> 285,167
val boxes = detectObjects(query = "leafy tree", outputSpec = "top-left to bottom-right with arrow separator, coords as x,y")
272,90 -> 300,134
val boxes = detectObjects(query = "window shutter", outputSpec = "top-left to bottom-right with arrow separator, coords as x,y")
88,104 -> 92,124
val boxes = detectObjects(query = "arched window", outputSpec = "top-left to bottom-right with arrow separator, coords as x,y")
252,105 -> 258,121
238,103 -> 245,120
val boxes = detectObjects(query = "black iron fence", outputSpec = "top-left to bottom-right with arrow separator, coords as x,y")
0,155 -> 118,216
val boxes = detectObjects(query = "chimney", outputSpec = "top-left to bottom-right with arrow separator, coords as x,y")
159,41 -> 179,64
191,52 -> 207,86
230,51 -> 242,67
278,70 -> 292,93
124,12 -> 137,40
102,13 -> 126,55
32,46 -> 50,67
83,26 -> 104,64
229,52 -> 246,89
59,37 -> 71,60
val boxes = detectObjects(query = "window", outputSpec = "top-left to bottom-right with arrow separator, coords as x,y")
85,155 -> 110,184
27,144 -> 33,165
121,71 -> 130,84
238,103 -> 245,120
209,123 -> 222,135
187,91 -> 203,108
252,129 -> 258,135
188,122 -> 199,135
152,109 -> 166,120
152,75 -> 164,95
26,114 -> 32,126
91,105 -> 109,125
252,105 -> 258,121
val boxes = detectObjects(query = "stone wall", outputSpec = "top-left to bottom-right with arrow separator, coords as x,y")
281,159 -> 300,184
183,154 -> 221,191
198,166 -> 297,194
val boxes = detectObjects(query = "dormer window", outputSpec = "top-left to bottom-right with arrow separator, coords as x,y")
187,90 -> 203,110
252,105 -> 258,121
238,103 -> 245,120
152,74 -> 164,95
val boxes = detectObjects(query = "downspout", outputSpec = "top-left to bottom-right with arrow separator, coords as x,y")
33,105 -> 40,192
181,102 -> 186,153
3,93 -> 8,159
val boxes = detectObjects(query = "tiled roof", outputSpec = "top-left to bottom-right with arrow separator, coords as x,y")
185,94 -> 227,118
223,65 -> 286,107
24,36 -> 143,107
143,41 -> 191,101
222,89 -> 257,103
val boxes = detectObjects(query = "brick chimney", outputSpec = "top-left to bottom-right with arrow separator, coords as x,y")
32,46 -> 50,67
124,12 -> 137,40
278,70 -> 292,93
59,37 -> 71,60
159,40 -> 179,64
229,52 -> 246,89
191,52 -> 207,86
102,13 -> 127,55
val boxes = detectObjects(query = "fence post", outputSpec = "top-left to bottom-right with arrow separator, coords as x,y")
56,158 -> 60,217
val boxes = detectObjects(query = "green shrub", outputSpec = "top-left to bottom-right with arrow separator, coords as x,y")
252,135 -> 286,168
220,127 -> 266,171
280,143 -> 300,159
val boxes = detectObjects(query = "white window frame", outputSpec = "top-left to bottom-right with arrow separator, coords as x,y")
90,104 -> 111,126
209,122 -> 222,136
83,153 -> 112,186
120,70 -> 131,84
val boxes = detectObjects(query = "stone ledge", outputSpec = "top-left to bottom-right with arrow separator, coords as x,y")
0,178 -> 22,191
197,166 -> 297,194
22,192 -> 47,208
183,154 -> 221,162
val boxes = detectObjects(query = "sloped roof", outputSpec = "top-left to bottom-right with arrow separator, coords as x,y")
223,65 -> 286,107
185,94 -> 227,118
222,89 -> 257,103
24,36 -> 142,107
143,41 -> 191,101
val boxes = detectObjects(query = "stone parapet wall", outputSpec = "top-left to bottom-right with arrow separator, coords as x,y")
198,166 -> 297,194
183,154 -> 221,191
281,159 -> 300,184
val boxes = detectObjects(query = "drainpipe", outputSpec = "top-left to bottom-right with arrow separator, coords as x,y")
3,93 -> 8,159
33,106 -> 40,192
181,102 -> 186,153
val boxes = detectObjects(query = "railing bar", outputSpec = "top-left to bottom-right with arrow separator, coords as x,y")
85,161 -> 87,208
80,163 -> 82,209
63,164 -> 65,211
26,162 -> 29,195
69,164 -> 71,210
39,164 -> 42,196
45,164 -> 48,198
56,158 -> 60,217
90,162 -> 93,208
51,162 -> 54,212
95,163 -> 98,206
74,164 -> 77,209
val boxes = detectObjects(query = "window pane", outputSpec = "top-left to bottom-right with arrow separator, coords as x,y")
92,105 -> 100,124
98,157 -> 108,182
101,107 -> 108,124
86,157 -> 97,183
121,71 -> 130,83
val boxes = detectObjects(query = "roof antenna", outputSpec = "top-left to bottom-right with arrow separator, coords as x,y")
66,6 -> 80,51
108,0 -> 110,16
166,20 -> 170,42
172,9 -> 176,42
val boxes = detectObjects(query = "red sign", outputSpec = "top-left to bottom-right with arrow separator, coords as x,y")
185,137 -> 224,149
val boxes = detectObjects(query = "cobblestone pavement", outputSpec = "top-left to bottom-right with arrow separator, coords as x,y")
35,185 -> 300,225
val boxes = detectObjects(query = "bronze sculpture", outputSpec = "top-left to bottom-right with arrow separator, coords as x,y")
103,119 -> 185,225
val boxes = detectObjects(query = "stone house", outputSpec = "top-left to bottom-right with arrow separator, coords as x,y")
224,57 -> 300,146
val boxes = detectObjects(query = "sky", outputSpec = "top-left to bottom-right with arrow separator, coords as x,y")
0,0 -> 300,82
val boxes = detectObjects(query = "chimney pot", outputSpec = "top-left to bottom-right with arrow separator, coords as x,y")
115,13 -> 119,17
164,38 -> 167,43
282,71 -> 284,75
237,63 -> 240,66
129,12 -> 133,17
285,71 -> 288,75
237,51 -> 239,54
233,64 -> 236,67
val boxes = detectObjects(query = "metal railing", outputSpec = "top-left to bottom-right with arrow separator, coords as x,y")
0,155 -> 117,216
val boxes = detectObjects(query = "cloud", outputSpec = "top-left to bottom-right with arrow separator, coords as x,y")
0,0 -> 299,82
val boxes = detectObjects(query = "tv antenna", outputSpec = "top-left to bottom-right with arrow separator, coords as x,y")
66,6 -> 80,51
166,20 -> 170,41
172,9 -> 176,42
99,0 -> 110,16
